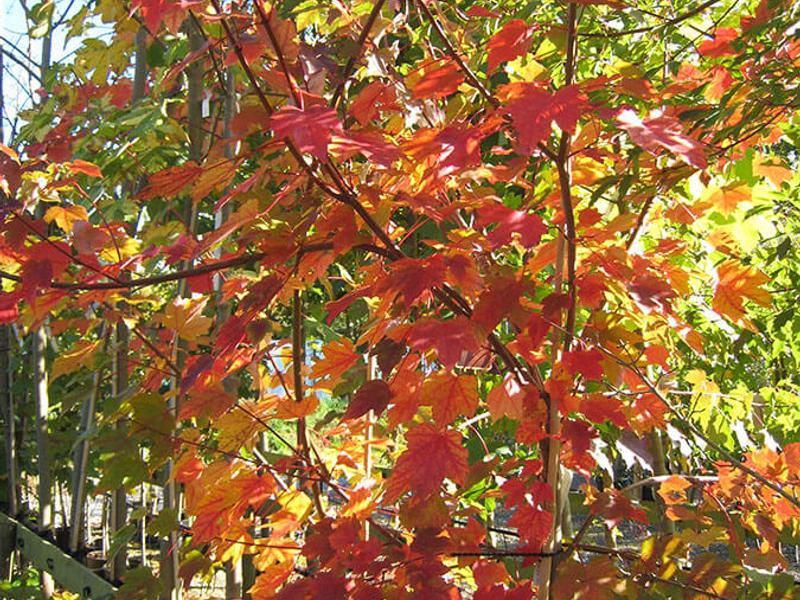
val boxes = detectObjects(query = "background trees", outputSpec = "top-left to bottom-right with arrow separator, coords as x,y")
2,0 -> 800,598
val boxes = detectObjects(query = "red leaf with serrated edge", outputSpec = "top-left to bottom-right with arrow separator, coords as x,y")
377,255 -> 447,307
343,379 -> 393,420
580,394 -> 627,427
72,221 -> 109,255
270,104 -> 342,160
561,419 -> 597,476
617,109 -> 707,169
384,423 -> 468,501
487,375 -> 525,421
0,149 -> 21,197
487,20 -> 534,73
421,372 -> 479,425
562,348 -> 605,381
131,0 -> 184,35
329,131 -> 402,167
21,259 -> 53,304
139,162 -> 203,201
411,59 -> 465,99
407,317 -> 481,370
698,27 -> 738,57
501,83 -> 588,155
325,287 -> 372,323
589,490 -> 648,530
476,203 -> 546,249
349,81 -> 398,126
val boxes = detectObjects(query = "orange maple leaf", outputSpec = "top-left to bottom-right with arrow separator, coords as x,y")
712,260 -> 770,324
310,338 -> 361,382
421,372 -> 479,425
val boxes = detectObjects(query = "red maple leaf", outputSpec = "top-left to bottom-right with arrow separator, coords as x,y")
562,348 -> 605,381
343,379 -> 393,420
476,202 -> 546,249
270,104 -> 343,160
697,27 -> 738,57
407,317 -> 481,370
384,423 -> 468,501
412,59 -> 465,99
501,83 -> 587,154
616,108 -> 707,169
487,20 -> 534,73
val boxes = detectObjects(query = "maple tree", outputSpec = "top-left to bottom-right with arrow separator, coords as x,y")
2,0 -> 800,598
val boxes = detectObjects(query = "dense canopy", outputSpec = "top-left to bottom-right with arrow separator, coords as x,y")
2,0 -> 800,598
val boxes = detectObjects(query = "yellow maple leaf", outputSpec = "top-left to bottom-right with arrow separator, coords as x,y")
44,204 -> 89,232
162,297 -> 213,341
52,340 -> 101,380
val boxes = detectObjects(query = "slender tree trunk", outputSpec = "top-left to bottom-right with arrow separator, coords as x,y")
34,21 -> 55,598
69,332 -> 105,553
161,17 -> 205,599
216,65 -> 244,600
33,328 -> 54,597
1,324 -> 17,517
0,52 -> 15,522
110,319 -> 129,581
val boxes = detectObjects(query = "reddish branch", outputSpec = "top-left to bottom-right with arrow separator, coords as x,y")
331,0 -> 388,107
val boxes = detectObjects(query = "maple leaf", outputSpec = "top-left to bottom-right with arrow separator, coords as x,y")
132,0 -> 185,34
377,255 -> 447,306
407,317 -> 481,370
21,259 -> 53,304
487,20 -> 534,73
310,338 -> 361,382
329,131 -> 402,168
72,221 -> 109,254
384,423 -> 468,501
434,124 -> 485,177
561,348 -> 605,381
411,59 -> 465,99
487,375 -> 525,421
704,182 -> 750,216
501,83 -> 587,155
270,104 -> 342,160
139,162 -> 204,201
343,380 -> 393,420
589,490 -> 648,530
349,81 -> 398,125
698,27 -> 738,57
162,297 -> 213,342
52,340 -> 101,380
712,260 -> 770,324
44,204 -> 89,232
191,159 -> 236,204
658,475 -> 692,505
476,202 -> 546,249
67,159 -> 102,178
0,144 -> 21,198
616,108 -> 707,169
704,65 -> 734,103
421,372 -> 479,425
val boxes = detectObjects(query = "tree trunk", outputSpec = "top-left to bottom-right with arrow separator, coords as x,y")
161,17 -> 205,599
33,327 -> 54,597
1,325 -> 17,517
